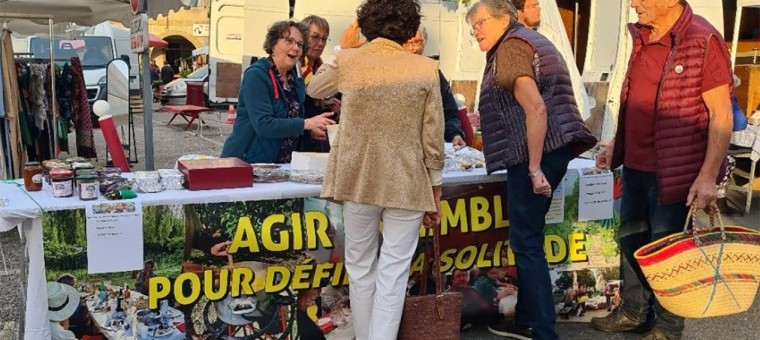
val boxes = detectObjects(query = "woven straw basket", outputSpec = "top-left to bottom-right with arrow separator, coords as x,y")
634,207 -> 760,318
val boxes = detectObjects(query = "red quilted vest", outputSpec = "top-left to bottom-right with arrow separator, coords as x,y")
611,4 -> 731,205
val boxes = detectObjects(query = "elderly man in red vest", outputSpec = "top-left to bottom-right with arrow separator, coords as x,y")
593,1 -> 733,339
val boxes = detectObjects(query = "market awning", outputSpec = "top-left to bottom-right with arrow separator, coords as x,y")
149,33 -> 168,49
0,0 -> 198,33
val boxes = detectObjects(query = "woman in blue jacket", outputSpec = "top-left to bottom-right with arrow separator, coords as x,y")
221,20 -> 335,163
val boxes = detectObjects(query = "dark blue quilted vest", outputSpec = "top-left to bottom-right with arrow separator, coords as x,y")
478,24 -> 596,173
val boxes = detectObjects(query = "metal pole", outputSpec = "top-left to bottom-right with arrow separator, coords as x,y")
141,11 -> 154,170
48,18 -> 58,157
573,0 -> 579,59
142,53 -> 154,170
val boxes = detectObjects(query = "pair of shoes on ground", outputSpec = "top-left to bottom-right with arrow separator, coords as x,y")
591,311 -> 680,339
487,319 -> 532,340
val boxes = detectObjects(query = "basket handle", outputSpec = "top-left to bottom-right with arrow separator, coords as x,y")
417,224 -> 446,320
682,200 -> 727,243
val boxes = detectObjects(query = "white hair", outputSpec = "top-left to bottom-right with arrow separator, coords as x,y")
418,22 -> 428,42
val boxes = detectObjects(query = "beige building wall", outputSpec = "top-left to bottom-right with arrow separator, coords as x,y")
148,4 -> 210,64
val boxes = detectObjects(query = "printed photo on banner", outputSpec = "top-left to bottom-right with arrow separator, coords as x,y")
40,168 -> 623,338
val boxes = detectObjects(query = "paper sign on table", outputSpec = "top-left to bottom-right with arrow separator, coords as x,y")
545,181 -> 565,224
578,168 -> 614,222
86,201 -> 144,274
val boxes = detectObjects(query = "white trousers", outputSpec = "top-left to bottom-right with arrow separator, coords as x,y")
342,201 -> 424,340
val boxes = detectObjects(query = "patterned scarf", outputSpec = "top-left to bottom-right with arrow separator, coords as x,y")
271,57 -> 302,163
300,57 -> 323,86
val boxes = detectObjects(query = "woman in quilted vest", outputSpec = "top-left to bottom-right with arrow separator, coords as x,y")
467,0 -> 596,339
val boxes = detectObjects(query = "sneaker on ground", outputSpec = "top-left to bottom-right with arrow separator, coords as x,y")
487,319 -> 532,339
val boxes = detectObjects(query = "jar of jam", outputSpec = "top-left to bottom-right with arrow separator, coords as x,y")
471,131 -> 483,151
77,175 -> 99,201
76,169 -> 97,185
23,162 -> 44,192
50,169 -> 74,198
44,162 -> 70,185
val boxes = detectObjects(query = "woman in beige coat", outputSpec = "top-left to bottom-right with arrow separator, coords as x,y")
306,0 -> 444,338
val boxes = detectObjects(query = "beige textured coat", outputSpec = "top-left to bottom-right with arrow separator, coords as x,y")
307,38 -> 445,212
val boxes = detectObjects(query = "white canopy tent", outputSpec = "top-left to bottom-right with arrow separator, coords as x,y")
0,0 -> 198,30
731,0 -> 760,67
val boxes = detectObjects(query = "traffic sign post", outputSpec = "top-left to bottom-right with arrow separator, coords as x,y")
129,0 -> 155,170
130,14 -> 149,53
131,0 -> 141,15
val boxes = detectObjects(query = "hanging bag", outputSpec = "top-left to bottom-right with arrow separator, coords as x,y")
634,205 -> 760,318
398,225 -> 463,339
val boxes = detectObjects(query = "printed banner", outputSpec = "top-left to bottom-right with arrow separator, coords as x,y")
41,168 -> 623,339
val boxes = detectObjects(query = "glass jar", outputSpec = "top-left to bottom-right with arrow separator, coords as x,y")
77,175 -> 100,201
76,169 -> 98,184
44,162 -> 70,185
50,169 -> 74,198
23,162 -> 44,192
471,131 -> 483,151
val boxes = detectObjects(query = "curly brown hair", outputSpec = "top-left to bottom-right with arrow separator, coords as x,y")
356,0 -> 421,45
263,20 -> 310,55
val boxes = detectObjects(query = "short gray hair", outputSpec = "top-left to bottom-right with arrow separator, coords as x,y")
466,0 -> 518,26
301,15 -> 330,35
418,23 -> 428,42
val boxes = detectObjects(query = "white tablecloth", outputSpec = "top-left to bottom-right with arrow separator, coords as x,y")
0,158 -> 596,339
732,124 -> 760,162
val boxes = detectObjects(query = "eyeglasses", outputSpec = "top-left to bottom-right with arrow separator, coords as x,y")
282,36 -> 305,50
309,34 -> 329,44
470,17 -> 493,35
407,38 -> 425,47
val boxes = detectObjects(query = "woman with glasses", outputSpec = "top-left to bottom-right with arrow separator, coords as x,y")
467,0 -> 595,339
221,20 -> 335,163
307,0 -> 445,338
300,15 -> 341,152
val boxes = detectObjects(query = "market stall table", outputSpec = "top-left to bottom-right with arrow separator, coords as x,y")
0,159 -> 597,339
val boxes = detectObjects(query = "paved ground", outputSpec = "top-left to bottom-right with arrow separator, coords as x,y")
1,107 -> 758,339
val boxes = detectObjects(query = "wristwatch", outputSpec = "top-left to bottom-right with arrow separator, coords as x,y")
528,169 -> 543,178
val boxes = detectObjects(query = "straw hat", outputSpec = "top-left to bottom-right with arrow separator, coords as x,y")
47,282 -> 80,322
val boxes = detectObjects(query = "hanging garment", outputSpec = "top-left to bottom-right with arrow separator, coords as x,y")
69,57 -> 97,159
16,62 -> 36,147
1,30 -> 24,178
48,65 -> 66,155
57,63 -> 73,120
29,63 -> 48,130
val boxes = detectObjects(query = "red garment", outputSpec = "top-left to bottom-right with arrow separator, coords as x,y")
623,30 -> 731,172
70,57 -> 98,159
612,4 -> 733,204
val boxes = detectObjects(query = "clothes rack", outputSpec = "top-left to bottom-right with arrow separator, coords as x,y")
14,56 -> 76,160
0,13 -> 56,181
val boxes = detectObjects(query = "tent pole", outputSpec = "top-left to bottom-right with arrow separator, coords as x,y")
48,18 -> 58,156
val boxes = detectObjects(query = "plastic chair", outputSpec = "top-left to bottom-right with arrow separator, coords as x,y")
185,81 -> 221,137
185,81 -> 205,106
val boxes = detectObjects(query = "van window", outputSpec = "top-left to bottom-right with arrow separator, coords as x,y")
29,36 -> 114,68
